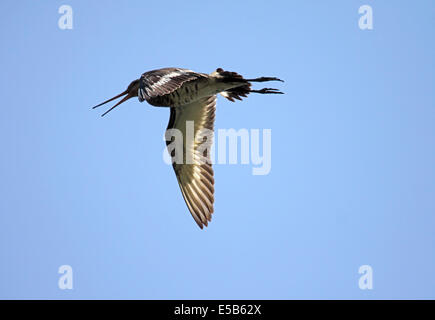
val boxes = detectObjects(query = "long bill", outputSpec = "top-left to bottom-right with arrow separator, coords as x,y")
92,90 -> 132,117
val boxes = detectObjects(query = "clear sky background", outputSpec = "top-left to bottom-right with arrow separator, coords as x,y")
0,1 -> 434,299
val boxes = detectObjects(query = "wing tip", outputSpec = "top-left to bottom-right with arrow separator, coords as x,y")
196,215 -> 213,230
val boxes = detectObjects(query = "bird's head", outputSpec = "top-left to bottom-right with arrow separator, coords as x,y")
93,79 -> 140,117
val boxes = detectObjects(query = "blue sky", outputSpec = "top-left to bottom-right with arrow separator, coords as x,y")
0,1 -> 434,299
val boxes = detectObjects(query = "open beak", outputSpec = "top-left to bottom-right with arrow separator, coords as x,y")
92,90 -> 132,117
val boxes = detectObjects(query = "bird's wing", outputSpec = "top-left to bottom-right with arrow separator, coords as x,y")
166,96 -> 216,228
139,68 -> 207,102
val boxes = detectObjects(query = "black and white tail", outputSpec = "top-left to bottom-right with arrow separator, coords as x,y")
214,68 -> 284,102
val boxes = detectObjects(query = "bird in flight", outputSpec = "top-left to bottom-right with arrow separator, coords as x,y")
93,67 -> 283,229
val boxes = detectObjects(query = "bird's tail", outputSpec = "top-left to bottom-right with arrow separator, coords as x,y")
212,68 -> 284,102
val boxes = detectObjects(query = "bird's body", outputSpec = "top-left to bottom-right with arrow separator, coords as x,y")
93,67 -> 283,229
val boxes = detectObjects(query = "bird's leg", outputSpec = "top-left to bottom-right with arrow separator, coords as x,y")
245,76 -> 284,83
250,88 -> 284,94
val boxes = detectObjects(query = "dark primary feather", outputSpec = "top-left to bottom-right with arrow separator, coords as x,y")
138,68 -> 206,104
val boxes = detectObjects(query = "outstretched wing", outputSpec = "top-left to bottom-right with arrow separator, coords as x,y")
166,96 -> 216,228
138,68 -> 207,102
